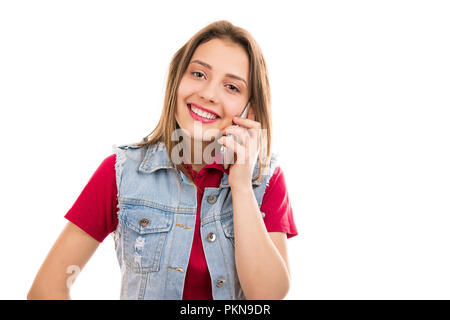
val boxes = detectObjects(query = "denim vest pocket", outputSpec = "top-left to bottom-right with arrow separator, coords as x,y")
119,204 -> 173,273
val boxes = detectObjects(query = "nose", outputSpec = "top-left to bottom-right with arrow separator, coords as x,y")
199,81 -> 218,104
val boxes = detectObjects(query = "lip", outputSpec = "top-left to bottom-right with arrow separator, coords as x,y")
187,103 -> 221,123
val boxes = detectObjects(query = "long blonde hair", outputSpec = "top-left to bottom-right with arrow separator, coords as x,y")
134,20 -> 272,184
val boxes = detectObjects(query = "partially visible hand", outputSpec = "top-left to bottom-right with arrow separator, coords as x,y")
218,107 -> 261,189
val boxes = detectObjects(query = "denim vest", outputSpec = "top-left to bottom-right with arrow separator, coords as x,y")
111,141 -> 278,300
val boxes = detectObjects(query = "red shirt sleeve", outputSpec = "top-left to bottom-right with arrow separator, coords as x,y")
64,154 -> 118,242
261,166 -> 298,238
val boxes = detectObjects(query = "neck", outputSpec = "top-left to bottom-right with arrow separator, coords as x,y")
181,137 -> 221,170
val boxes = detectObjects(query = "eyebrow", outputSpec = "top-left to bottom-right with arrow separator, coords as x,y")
190,59 -> 247,87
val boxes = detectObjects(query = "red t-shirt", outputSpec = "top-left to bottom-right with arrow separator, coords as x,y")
65,154 -> 298,299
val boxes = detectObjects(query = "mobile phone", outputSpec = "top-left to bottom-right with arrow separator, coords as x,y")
220,101 -> 250,170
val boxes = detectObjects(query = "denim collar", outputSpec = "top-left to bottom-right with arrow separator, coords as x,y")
138,142 -> 172,174
138,141 -> 262,187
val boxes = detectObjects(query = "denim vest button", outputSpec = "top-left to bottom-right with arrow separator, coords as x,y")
206,232 -> 216,242
207,195 -> 217,204
216,279 -> 226,287
139,218 -> 149,227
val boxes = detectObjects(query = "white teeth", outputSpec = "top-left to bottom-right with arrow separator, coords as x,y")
202,111 -> 215,119
189,104 -> 217,119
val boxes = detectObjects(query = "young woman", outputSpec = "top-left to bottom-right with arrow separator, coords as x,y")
28,20 -> 298,300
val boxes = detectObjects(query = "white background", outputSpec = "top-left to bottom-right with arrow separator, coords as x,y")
1,0 -> 449,300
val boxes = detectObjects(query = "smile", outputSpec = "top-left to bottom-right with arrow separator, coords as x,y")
187,104 -> 220,123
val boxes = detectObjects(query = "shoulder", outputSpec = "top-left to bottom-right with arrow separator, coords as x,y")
111,141 -> 163,158
89,154 -> 116,178
112,142 -> 144,156
260,151 -> 290,201
110,142 -> 166,183
258,150 -> 281,187
102,154 -> 117,167
111,142 -> 153,165
260,163 -> 298,238
264,165 -> 286,195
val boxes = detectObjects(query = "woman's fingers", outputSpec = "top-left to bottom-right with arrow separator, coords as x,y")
232,115 -> 261,130
218,135 -> 246,161
221,126 -> 249,146
222,125 -> 261,143
219,128 -> 260,165
231,116 -> 262,139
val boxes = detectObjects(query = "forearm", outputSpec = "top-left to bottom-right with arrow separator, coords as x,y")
231,184 -> 290,300
27,286 -> 71,300
27,268 -> 72,300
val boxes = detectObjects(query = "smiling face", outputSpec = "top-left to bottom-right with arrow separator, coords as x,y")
175,38 -> 250,141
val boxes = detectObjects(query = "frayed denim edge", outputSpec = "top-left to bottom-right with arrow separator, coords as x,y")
264,152 -> 280,189
112,144 -> 127,215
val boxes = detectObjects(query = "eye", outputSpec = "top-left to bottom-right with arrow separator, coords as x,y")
191,71 -> 205,79
226,84 -> 240,93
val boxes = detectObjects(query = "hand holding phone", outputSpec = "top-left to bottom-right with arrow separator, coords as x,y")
220,101 -> 250,170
